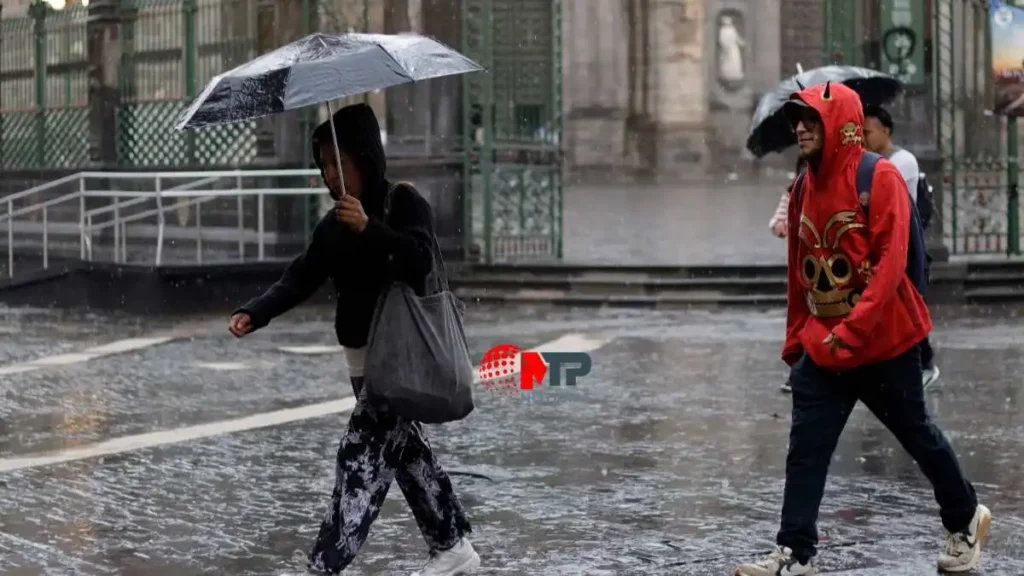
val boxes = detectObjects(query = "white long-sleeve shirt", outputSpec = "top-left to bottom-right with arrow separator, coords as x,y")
768,189 -> 790,237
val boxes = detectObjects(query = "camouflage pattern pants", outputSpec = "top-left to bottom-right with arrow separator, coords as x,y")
308,377 -> 472,574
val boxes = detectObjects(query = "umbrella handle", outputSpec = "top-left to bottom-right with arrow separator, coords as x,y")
326,100 -> 347,198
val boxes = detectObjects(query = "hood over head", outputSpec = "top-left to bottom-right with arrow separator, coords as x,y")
783,81 -> 866,175
312,103 -> 387,202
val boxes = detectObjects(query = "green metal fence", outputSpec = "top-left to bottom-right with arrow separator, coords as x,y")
118,0 -> 260,167
2,0 -> 565,263
1,0 -> 370,171
825,0 -> 1022,255
935,0 -> 1020,254
462,0 -> 564,263
0,2 -> 90,170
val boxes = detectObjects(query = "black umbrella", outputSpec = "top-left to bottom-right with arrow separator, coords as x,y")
175,32 -> 483,195
746,65 -> 904,158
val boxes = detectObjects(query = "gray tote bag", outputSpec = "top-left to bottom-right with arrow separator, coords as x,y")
362,183 -> 475,424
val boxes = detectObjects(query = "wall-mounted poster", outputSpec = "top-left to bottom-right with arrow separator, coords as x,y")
991,0 -> 1024,116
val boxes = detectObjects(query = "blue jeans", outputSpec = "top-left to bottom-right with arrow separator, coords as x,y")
776,348 -> 976,563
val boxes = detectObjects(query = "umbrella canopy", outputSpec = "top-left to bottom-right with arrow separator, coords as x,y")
745,65 -> 903,158
175,32 -> 483,130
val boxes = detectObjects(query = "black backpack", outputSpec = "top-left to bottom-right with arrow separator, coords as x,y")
792,151 -> 929,297
915,173 -> 935,230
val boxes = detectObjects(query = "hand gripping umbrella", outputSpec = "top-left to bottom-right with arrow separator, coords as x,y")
174,32 -> 483,197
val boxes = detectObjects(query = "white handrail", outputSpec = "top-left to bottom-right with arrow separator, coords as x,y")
74,169 -> 321,179
83,176 -> 221,220
0,191 -> 83,223
2,172 -> 311,276
87,196 -> 213,234
80,187 -> 326,199
0,172 -> 86,204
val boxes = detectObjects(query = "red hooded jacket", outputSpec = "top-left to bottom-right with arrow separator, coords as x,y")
782,82 -> 932,370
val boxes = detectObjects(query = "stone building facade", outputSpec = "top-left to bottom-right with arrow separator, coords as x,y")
563,0 -> 824,181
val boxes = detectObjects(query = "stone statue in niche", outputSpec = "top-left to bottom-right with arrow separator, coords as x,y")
716,12 -> 746,91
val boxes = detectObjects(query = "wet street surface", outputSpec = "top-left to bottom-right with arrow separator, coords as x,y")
1,303 -> 1023,575
563,182 -> 788,265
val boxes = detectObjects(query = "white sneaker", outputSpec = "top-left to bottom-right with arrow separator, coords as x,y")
923,364 -> 941,389
735,545 -> 815,576
411,538 -> 481,576
938,504 -> 991,572
780,380 -> 793,394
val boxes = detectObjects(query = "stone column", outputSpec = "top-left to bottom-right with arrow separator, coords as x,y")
383,0 -> 424,153
86,0 -> 121,168
271,0 -> 310,168
563,0 -> 631,176
650,0 -> 709,179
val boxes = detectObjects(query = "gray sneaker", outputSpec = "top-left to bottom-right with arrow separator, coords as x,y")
937,504 -> 991,572
735,545 -> 815,576
411,539 -> 481,576
923,364 -> 941,389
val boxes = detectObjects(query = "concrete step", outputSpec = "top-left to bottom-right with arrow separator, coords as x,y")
962,261 -> 1024,303
453,288 -> 786,308
454,276 -> 788,298
963,285 -> 1024,304
450,264 -> 789,306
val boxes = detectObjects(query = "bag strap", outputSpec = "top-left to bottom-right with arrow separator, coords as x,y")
856,151 -> 883,219
383,181 -> 450,294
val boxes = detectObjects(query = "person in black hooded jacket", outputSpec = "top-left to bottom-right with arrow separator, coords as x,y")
228,103 -> 479,576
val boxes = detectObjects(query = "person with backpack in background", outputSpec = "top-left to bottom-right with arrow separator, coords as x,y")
734,82 -> 989,576
769,157 -> 807,393
862,104 -> 941,388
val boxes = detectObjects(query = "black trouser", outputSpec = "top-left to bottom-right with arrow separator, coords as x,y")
776,348 -> 977,563
921,254 -> 935,370
920,337 -> 935,370
308,377 -> 472,574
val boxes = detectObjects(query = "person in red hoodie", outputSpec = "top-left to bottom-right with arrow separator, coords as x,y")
734,82 -> 990,576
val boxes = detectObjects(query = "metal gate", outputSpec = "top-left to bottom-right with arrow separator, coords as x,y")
936,0 -> 1021,254
824,0 -> 1022,255
461,0 -> 563,263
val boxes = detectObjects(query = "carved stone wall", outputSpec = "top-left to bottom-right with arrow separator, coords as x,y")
564,0 -> 797,179
704,0 -> 781,172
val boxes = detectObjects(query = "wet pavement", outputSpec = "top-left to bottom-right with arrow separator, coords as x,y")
1,303 -> 1024,575
563,181 -> 789,265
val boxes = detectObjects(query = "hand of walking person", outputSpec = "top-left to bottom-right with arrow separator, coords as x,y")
771,220 -> 788,238
823,332 -> 850,354
229,312 -> 254,338
335,195 -> 369,232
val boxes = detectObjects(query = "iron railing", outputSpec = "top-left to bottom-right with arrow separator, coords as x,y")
0,169 -> 326,278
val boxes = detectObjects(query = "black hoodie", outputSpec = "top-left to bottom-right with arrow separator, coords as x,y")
235,103 -> 436,348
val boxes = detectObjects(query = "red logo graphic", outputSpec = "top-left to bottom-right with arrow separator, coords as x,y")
478,343 -> 527,395
478,343 -> 591,394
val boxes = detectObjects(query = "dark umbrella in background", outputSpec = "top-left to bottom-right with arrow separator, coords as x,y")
746,64 -> 904,158
175,32 -> 483,196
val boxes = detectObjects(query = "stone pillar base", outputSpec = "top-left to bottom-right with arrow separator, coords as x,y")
652,122 -> 710,180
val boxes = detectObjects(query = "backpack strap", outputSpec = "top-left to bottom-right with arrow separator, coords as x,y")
856,151 -> 883,218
